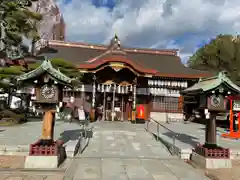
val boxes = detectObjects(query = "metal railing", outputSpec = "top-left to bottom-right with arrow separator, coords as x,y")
145,118 -> 178,155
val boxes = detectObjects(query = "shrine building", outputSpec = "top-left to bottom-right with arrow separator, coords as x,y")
42,35 -> 210,122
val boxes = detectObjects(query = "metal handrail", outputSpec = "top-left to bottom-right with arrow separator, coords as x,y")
145,118 -> 178,155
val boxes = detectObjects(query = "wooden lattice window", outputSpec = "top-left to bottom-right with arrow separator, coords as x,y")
152,96 -> 182,112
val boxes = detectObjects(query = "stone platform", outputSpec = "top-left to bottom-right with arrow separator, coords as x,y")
146,120 -> 240,160
0,121 -> 91,158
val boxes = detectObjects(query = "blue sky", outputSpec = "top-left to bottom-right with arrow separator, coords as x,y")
57,0 -> 240,63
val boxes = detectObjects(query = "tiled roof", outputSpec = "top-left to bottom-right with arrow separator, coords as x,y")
182,71 -> 240,93
40,40 -> 211,78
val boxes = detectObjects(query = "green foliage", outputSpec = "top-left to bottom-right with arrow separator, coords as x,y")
0,66 -> 23,79
27,62 -> 40,71
50,58 -> 82,79
0,109 -> 25,124
50,58 -> 75,69
0,0 -> 42,47
188,34 -> 240,81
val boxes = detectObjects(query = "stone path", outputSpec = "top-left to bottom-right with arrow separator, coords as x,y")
0,171 -> 65,180
66,121 -> 209,180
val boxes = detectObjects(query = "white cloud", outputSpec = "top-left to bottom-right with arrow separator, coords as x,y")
57,0 -> 240,63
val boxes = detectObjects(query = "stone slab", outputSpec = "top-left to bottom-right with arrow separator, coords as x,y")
0,121 -> 87,157
67,122 -> 209,180
191,152 -> 232,169
146,120 -> 240,160
24,156 -> 59,169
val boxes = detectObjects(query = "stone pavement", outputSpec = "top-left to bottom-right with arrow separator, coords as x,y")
0,170 -> 65,180
0,121 -> 84,156
146,120 -> 240,159
64,121 -> 209,180
0,121 -> 83,145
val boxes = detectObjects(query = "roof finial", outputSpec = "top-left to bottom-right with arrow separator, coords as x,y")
114,33 -> 118,41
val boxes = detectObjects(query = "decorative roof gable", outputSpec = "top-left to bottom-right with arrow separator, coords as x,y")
16,58 -> 72,84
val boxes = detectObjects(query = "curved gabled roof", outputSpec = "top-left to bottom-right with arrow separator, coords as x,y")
182,71 -> 240,94
41,39 -> 211,79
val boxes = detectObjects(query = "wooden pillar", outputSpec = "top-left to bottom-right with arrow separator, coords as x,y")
204,112 -> 217,149
41,110 -> 55,141
121,95 -> 124,121
102,88 -> 106,121
178,95 -> 183,112
91,75 -> 96,121
111,84 -> 116,121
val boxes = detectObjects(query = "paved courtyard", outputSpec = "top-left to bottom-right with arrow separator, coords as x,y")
147,120 -> 240,151
66,121 -> 209,180
0,121 -> 83,146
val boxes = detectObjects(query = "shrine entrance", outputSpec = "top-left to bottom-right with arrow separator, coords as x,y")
94,65 -> 137,121
99,93 -> 132,121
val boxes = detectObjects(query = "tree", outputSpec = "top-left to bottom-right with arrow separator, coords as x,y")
0,0 -> 42,48
0,58 -> 82,80
188,34 -> 240,81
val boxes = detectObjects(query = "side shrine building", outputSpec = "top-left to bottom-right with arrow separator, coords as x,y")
42,35 -> 210,122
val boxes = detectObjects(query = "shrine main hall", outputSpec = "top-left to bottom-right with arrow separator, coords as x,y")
42,35 -> 210,122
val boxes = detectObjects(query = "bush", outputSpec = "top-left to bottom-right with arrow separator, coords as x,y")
0,109 -> 25,123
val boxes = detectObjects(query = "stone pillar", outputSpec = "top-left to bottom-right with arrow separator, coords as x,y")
205,112 -> 217,149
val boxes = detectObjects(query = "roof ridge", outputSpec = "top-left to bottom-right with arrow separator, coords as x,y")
48,40 -> 178,56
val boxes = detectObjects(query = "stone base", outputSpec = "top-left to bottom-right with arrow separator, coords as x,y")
24,155 -> 59,168
191,152 -> 232,169
25,143 -> 66,169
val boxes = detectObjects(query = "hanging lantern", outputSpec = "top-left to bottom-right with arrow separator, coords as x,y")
157,88 -> 160,95
148,79 -> 151,85
167,81 -> 171,86
81,84 -> 85,92
130,85 -> 133,91
152,80 -> 156,86
149,88 -> 153,94
97,84 -> 100,91
126,86 -> 129,93
121,86 -> 124,94
153,88 -> 156,95
157,80 -> 160,86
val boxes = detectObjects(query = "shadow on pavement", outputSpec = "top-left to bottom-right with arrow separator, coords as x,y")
58,129 -> 85,143
163,131 -> 199,147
